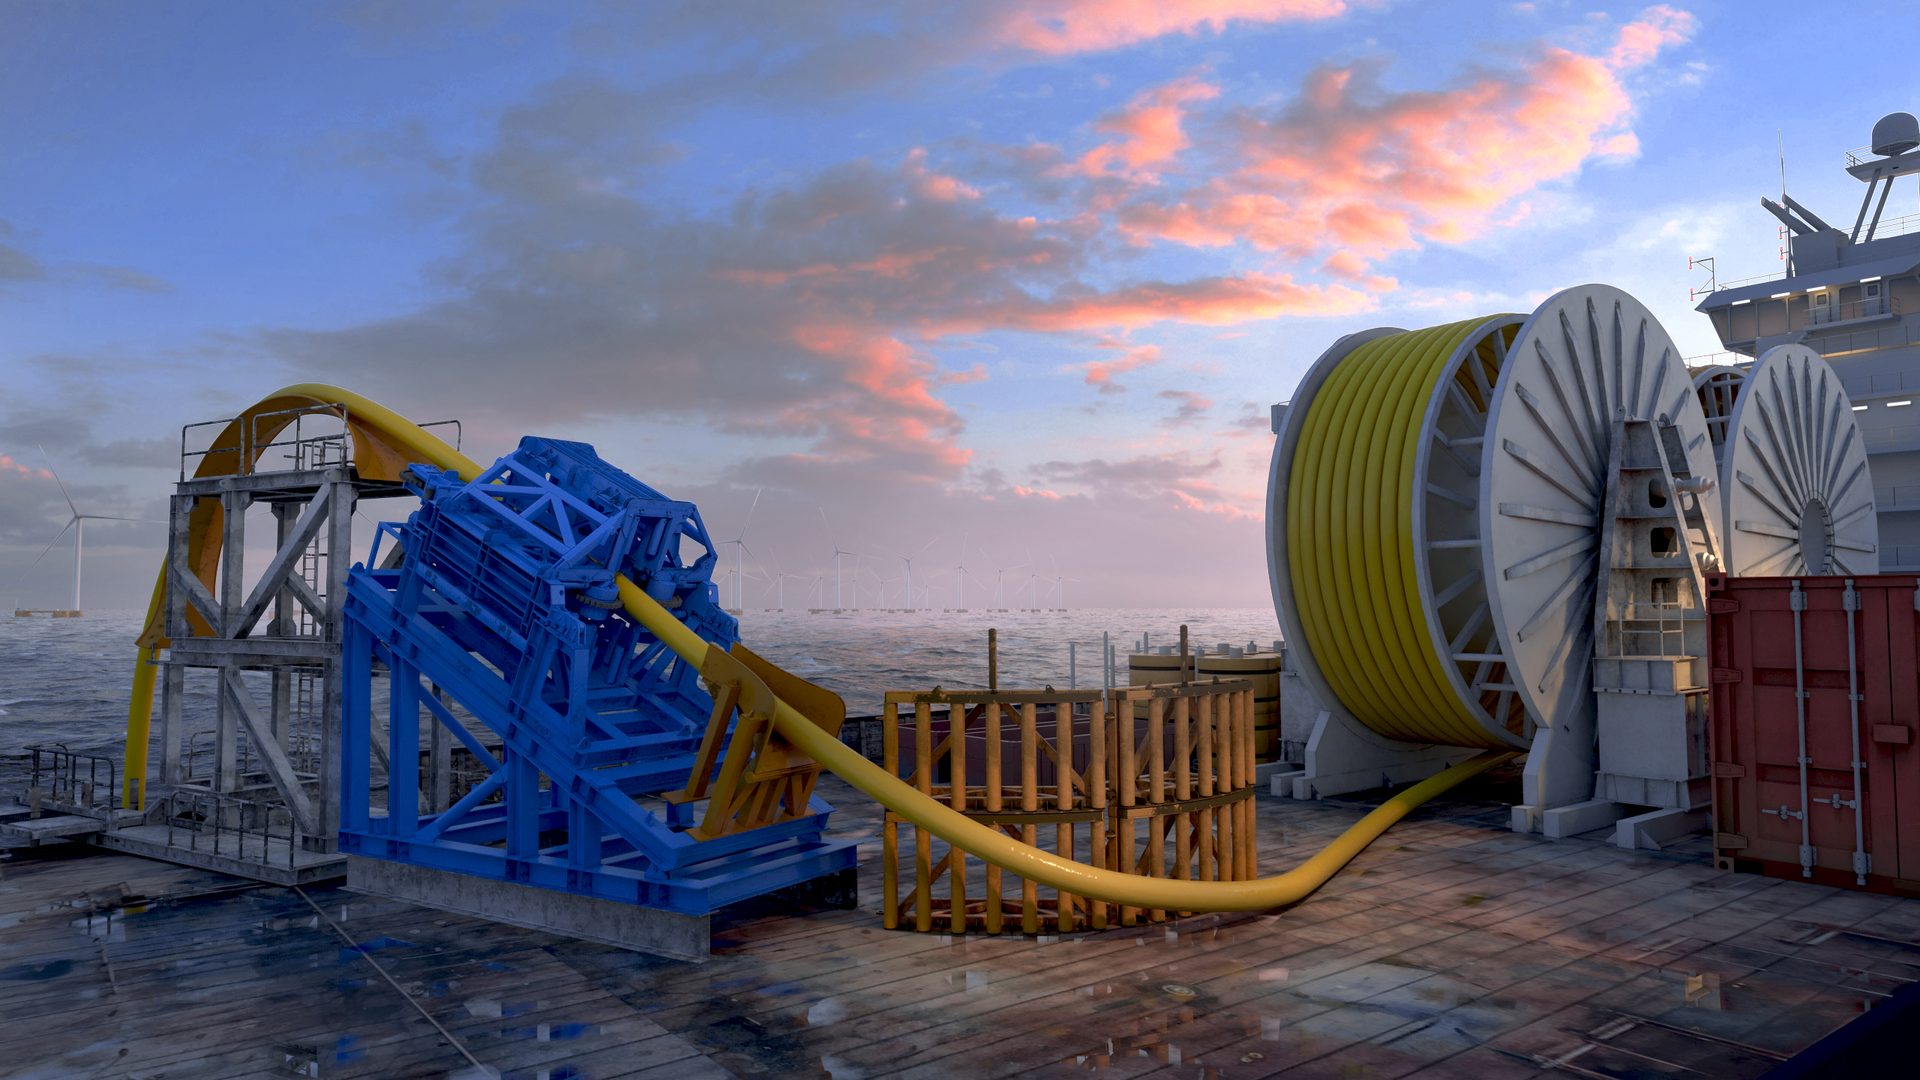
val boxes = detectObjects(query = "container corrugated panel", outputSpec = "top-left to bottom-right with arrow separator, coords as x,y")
1707,574 -> 1920,895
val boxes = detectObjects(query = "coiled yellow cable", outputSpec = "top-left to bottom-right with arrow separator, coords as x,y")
1288,320 -> 1511,750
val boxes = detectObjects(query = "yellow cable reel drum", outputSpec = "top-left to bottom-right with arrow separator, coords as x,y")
1270,315 -> 1532,752
1273,285 -> 1728,756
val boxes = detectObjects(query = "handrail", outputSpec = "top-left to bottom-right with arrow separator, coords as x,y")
26,743 -> 120,813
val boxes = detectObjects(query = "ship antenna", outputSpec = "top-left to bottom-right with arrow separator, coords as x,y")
1778,131 -> 1793,274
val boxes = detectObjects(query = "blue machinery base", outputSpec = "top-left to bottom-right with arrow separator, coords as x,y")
339,437 -> 857,926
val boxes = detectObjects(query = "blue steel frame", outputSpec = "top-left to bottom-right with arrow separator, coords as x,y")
339,437 -> 855,915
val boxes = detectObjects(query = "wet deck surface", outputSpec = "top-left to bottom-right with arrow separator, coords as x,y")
4,776 -> 1919,1079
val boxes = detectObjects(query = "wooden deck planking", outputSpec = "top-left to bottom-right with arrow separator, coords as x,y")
5,774 -> 1920,1077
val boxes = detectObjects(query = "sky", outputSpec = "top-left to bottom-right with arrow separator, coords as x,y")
2,0 -> 1914,612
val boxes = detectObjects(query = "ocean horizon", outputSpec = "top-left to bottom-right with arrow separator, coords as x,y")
0,606 -> 1283,766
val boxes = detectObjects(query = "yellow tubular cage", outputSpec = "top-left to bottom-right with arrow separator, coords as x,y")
123,384 -> 1513,914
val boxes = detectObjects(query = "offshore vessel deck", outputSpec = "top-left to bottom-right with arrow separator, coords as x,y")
6,772 -> 1915,1079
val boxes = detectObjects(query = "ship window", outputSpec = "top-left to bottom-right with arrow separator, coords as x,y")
1865,281 -> 1882,299
1812,290 -> 1831,308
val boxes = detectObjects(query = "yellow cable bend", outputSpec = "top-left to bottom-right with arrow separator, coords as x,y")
123,383 -> 1514,913
123,383 -> 471,807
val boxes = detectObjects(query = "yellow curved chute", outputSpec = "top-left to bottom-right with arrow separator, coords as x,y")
125,383 -> 1511,913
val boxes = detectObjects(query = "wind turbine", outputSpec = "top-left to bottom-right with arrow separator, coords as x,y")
988,552 -> 1027,609
818,506 -> 865,610
951,532 -> 981,609
717,487 -> 762,612
916,567 -> 950,609
1052,573 -> 1081,610
761,560 -> 801,610
886,537 -> 938,611
14,449 -> 157,616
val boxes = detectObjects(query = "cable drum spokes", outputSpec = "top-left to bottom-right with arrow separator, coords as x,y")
1721,345 -> 1878,576
1412,316 -> 1530,745
1693,364 -> 1747,461
1478,285 -> 1718,735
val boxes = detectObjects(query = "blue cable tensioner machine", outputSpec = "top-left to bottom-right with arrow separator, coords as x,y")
338,437 -> 857,956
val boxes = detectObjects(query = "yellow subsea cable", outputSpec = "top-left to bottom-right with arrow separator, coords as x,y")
1288,320 -> 1513,750
1296,327 -> 1447,739
120,383 -> 1513,913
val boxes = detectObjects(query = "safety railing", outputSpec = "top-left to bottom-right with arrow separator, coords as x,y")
182,726 -> 261,788
179,403 -> 462,480
25,743 -> 121,814
1685,352 -> 1749,373
1810,293 -> 1898,325
160,789 -> 302,871
880,677 -> 1256,934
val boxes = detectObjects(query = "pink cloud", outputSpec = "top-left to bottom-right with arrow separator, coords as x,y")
1607,5 -> 1697,69
996,0 -> 1348,55
927,272 -> 1374,335
1077,76 -> 1220,179
782,324 -> 973,477
904,147 -> 981,202
1075,341 -> 1162,394
1114,7 -> 1695,273
939,362 -> 990,385
1319,249 -> 1398,291
1013,485 -> 1063,500
0,454 -> 54,480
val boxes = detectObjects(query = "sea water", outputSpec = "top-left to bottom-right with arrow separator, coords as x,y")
0,607 -> 1281,766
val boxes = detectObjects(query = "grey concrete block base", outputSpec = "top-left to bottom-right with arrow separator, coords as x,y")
344,855 -> 712,962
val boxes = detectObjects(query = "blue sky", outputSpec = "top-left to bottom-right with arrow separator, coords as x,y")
3,0 -> 1913,610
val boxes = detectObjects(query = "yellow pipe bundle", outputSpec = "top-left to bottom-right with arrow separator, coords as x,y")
1286,319 -> 1516,750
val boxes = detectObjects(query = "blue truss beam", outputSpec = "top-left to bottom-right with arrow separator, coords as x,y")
340,437 -> 855,917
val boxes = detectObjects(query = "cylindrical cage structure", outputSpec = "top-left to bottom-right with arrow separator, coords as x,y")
880,681 -> 1258,933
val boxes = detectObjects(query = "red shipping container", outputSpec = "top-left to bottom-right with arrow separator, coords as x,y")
1707,574 -> 1920,895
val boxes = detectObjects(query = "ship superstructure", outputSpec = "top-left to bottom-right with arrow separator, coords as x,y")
1696,111 -> 1920,571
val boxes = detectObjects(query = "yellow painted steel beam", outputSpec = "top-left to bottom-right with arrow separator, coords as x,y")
122,383 -> 1512,912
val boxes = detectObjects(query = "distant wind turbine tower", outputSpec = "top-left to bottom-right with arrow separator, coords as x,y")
717,487 -> 763,612
818,506 -> 862,610
889,537 -> 937,611
12,449 -> 156,617
952,532 -> 979,609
